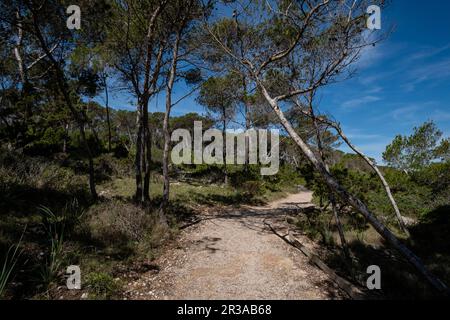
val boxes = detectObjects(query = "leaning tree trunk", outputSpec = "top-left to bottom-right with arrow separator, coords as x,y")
259,85 -> 449,295
334,126 -> 410,236
298,107 -> 410,236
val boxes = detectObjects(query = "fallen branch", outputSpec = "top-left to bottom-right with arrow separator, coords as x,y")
289,234 -> 365,300
264,221 -> 365,300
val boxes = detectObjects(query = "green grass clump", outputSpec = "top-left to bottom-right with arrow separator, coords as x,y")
85,272 -> 122,299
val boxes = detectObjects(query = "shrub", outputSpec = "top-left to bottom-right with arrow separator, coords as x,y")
85,272 -> 121,299
23,127 -> 66,156
69,132 -> 102,156
229,165 -> 261,187
240,180 -> 263,198
0,149 -> 87,193
113,137 -> 130,158
412,162 -> 450,193
88,200 -> 166,245
188,163 -> 224,182
294,208 -> 335,246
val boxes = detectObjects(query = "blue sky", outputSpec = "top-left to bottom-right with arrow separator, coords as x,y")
105,1 -> 450,164
318,0 -> 450,162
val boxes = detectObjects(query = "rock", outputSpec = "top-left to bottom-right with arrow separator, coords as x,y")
401,215 -> 417,227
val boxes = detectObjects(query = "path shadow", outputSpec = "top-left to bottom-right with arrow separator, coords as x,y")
192,236 -> 222,254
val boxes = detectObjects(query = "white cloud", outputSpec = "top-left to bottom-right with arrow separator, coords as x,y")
346,133 -> 383,139
368,101 -> 439,124
366,86 -> 383,94
390,105 -> 422,120
431,109 -> 450,121
357,44 -> 450,92
341,95 -> 382,110
405,43 -> 450,62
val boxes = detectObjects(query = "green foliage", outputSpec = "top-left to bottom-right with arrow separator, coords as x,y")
289,207 -> 338,247
338,153 -> 373,171
0,232 -> 23,299
383,121 -> 447,171
85,272 -> 121,300
305,163 -> 378,207
69,131 -> 103,157
305,153 -> 449,234
434,138 -> 450,162
197,74 -> 240,125
412,161 -> 450,192
94,153 -> 134,181
378,162 -> 450,221
38,206 -> 66,287
0,149 -> 90,216
0,0 -> 447,300
88,200 -> 167,246
229,165 -> 261,186
23,127 -> 67,156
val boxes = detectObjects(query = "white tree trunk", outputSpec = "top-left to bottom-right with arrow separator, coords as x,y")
258,85 -> 449,294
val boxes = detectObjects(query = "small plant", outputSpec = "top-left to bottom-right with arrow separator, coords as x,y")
355,229 -> 366,244
320,226 -> 335,247
241,180 -> 263,198
85,272 -> 121,299
38,206 -> 65,286
0,230 -> 24,299
39,233 -> 64,286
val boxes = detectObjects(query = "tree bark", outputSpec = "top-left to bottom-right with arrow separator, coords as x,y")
62,123 -> 69,153
13,10 -> 27,86
243,76 -> 251,171
103,75 -> 112,152
222,108 -> 228,185
135,102 -> 145,203
222,117 -> 229,185
134,3 -> 166,204
143,96 -> 151,203
13,9 -> 32,119
162,31 -> 181,211
162,105 -> 171,209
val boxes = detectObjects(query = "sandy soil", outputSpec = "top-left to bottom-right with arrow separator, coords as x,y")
124,192 -> 344,300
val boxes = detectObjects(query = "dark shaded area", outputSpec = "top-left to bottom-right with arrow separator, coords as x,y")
189,191 -> 266,207
408,205 -> 450,291
319,205 -> 450,299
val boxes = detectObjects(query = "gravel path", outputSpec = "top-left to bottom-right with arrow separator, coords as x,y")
124,192 -> 344,300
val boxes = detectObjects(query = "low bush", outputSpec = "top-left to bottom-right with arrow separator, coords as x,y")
94,153 -> 134,180
88,200 -> 169,246
85,272 -> 122,299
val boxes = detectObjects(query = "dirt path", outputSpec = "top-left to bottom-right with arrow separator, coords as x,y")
124,192 -> 344,300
